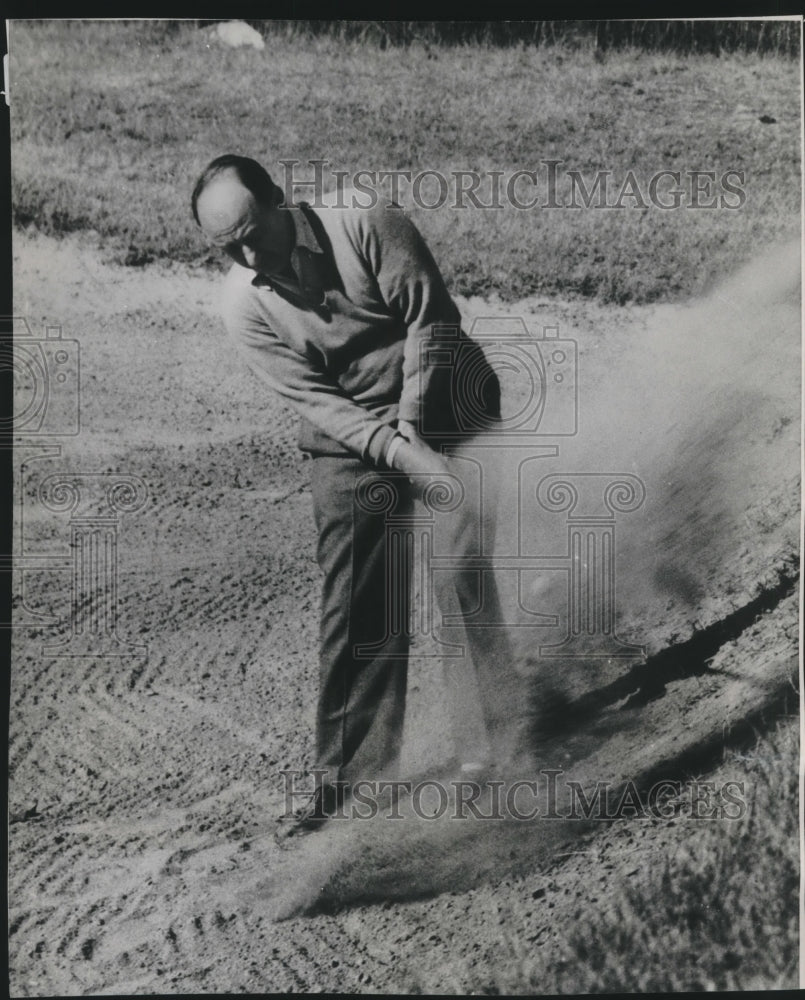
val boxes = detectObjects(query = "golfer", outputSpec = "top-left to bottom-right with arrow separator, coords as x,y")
192,155 -> 518,839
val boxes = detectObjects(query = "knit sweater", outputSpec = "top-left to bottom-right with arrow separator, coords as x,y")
219,199 -> 462,464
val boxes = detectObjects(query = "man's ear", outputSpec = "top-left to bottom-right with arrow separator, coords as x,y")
270,182 -> 286,209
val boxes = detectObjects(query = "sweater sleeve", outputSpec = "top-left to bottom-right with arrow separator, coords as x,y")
222,276 -> 396,465
359,203 -> 462,428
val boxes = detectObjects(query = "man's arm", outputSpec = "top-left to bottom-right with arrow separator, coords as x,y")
359,203 -> 462,432
386,431 -> 453,493
224,294 -> 398,466
228,301 -> 453,489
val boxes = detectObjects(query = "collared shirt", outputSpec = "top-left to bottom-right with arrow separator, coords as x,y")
250,207 -> 328,308
219,199 -> 462,464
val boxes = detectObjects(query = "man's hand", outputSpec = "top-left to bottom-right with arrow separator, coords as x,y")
389,434 -> 453,498
396,419 -> 421,444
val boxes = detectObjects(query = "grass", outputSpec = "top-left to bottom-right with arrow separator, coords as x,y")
227,20 -> 801,56
468,716 -> 800,993
9,20 -> 802,305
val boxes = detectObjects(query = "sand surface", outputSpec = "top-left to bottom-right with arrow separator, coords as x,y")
8,232 -> 800,994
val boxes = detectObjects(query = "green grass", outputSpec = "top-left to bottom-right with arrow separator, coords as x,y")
9,19 -> 802,304
470,717 -> 800,993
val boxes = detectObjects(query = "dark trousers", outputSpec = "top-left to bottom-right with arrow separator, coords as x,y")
310,457 -> 412,788
309,453 -> 519,790
307,341 -> 518,787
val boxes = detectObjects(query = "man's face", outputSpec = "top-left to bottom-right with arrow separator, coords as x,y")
196,171 -> 291,275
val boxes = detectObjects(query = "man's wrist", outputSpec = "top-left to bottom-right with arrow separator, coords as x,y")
384,432 -> 406,470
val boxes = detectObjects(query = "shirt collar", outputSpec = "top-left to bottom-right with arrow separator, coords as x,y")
251,203 -> 326,307
289,203 -> 324,256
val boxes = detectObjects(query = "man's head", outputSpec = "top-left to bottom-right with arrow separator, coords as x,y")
192,155 -> 292,275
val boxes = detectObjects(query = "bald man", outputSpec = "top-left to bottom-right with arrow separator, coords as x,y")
192,155 -> 518,840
